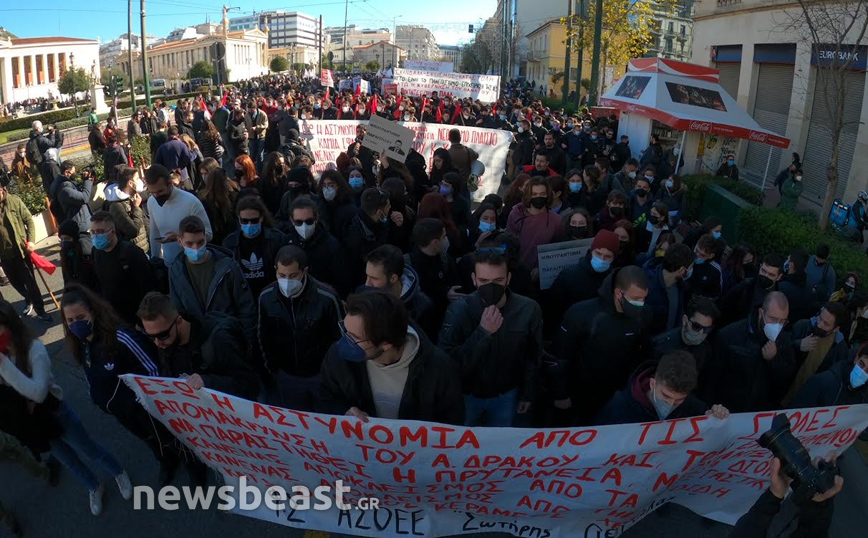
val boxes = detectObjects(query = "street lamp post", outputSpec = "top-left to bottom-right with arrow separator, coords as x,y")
376,53 -> 379,72
393,15 -> 402,69
69,52 -> 79,117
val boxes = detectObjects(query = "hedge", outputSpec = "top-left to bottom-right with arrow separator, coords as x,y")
116,89 -> 213,110
738,206 -> 868,287
540,97 -> 582,117
2,108 -> 135,143
680,174 -> 764,222
0,109 -> 80,132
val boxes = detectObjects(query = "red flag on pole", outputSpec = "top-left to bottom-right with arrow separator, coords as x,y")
436,99 -> 443,123
453,103 -> 462,125
324,87 -> 330,102
220,90 -> 230,107
30,251 -> 57,276
370,94 -> 378,115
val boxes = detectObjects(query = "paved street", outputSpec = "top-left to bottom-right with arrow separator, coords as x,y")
0,236 -> 865,538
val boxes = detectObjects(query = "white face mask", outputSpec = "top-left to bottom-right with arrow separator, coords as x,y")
628,171 -> 637,179
403,114 -> 410,121
342,106 -> 350,112
294,223 -> 315,240
278,277 -> 304,298
762,314 -> 784,342
17,152 -> 25,158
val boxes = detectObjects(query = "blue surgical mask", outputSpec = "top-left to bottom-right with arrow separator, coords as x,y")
694,256 -> 705,265
184,245 -> 208,263
335,332 -> 368,362
850,364 -> 868,388
380,215 -> 389,224
479,221 -> 496,233
567,122 -> 574,129
651,385 -> 676,419
69,319 -> 93,341
92,233 -> 110,251
499,114 -> 507,121
241,223 -> 261,238
666,179 -> 675,189
439,185 -> 453,196
314,103 -> 321,109
569,182 -> 583,193
590,135 -> 598,141
349,177 -> 364,190
590,254 -> 611,273
712,231 -> 722,240
322,186 -> 337,201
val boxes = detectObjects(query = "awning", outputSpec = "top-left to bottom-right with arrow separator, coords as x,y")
600,58 -> 790,149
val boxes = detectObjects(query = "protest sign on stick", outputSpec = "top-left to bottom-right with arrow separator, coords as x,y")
361,115 -> 415,163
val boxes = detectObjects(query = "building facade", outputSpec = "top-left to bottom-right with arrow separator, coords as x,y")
100,33 -> 161,69
118,29 -> 268,84
353,41 -> 405,69
438,45 -> 463,71
396,26 -> 439,61
0,36 -> 101,104
228,11 -> 324,50
646,0 -> 696,63
691,0 -> 868,206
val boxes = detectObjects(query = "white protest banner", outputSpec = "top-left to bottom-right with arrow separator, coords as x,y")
393,68 -> 501,102
405,60 -> 454,73
362,115 -> 415,163
299,120 -> 512,201
338,79 -> 353,92
124,375 -> 868,538
353,77 -> 371,94
321,69 -> 334,88
537,239 -> 593,290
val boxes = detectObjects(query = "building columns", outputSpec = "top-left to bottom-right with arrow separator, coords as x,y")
0,57 -> 13,103
28,55 -> 36,86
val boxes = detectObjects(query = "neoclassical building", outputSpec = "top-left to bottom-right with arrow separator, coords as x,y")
0,35 -> 101,104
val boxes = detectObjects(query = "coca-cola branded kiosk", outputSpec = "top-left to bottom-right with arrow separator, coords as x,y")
601,58 -> 790,182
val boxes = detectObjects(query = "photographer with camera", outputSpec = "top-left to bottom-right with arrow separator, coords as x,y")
731,453 -> 843,537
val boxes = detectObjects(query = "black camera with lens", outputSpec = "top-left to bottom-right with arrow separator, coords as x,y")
758,414 -> 839,505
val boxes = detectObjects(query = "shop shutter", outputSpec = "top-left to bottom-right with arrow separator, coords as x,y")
716,62 -> 741,101
801,70 -> 865,204
743,64 -> 794,181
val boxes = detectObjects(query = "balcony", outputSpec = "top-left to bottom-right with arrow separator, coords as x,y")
717,0 -> 742,5
526,49 -> 539,61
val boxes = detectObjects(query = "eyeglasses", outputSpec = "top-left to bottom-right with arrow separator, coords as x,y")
292,218 -> 316,226
142,318 -> 178,342
239,217 -> 261,225
688,319 -> 713,334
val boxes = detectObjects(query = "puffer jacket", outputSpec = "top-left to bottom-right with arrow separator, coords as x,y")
258,276 -> 343,377
49,175 -> 93,236
168,245 -> 256,345
104,183 -> 149,253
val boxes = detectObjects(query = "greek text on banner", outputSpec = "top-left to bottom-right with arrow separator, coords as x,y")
124,375 -> 868,538
298,120 -> 512,202
392,68 -> 501,102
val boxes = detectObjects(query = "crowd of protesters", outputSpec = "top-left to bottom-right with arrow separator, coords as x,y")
0,73 -> 861,535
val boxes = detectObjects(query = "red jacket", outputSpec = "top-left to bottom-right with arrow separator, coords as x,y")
522,165 -> 559,177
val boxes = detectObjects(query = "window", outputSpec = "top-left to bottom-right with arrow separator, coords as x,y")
666,39 -> 673,52
680,24 -> 686,36
668,22 -> 674,32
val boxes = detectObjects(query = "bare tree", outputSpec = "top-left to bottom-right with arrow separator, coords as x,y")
785,1 -> 868,229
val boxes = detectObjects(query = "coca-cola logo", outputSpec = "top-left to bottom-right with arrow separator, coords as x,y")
689,121 -> 712,132
749,131 -> 768,142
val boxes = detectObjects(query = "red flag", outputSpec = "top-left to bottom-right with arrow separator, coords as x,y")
198,95 -> 207,111
421,98 -> 428,120
453,103 -> 462,125
127,148 -> 134,167
370,94 -> 378,115
324,87 -> 330,102
355,82 -> 361,96
30,251 -> 56,276
436,99 -> 443,123
220,90 -> 230,107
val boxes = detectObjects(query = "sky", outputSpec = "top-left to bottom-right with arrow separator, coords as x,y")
1,0 -> 497,47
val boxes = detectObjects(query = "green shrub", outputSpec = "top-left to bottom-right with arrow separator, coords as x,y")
130,137 -> 151,166
540,97 -> 579,117
0,109 -> 79,132
8,178 -> 47,215
2,108 -> 135,142
680,174 -> 764,222
738,206 -> 868,287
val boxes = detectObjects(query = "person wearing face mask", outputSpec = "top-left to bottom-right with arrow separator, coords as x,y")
657,174 -> 686,225
551,266 -> 652,425
89,212 -> 153,326
782,302 -> 850,405
343,188 -> 392,287
276,166 -> 318,223
594,350 -> 730,426
167,215 -> 256,346
652,297 -> 720,403
285,197 -> 349,297
712,291 -> 796,412
683,235 -> 723,303
9,143 -> 36,184
50,161 -> 94,256
792,343 -> 868,412
612,158 -> 640,194
641,243 -> 694,335
317,169 -> 357,242
612,135 -> 632,172
227,108 -> 250,159
581,128 -> 603,168
564,119 -> 586,167
512,120 -> 536,172
258,246 -> 343,410
244,101 -> 269,171
639,134 -> 663,170
628,176 -> 655,226
596,190 -> 629,231
830,271 -> 859,304
0,298 -> 132,518
0,184 -> 51,322
546,229 -> 620,337
805,244 -> 837,303
716,153 -> 739,180
506,177 -> 565,270
779,168 -> 804,210
778,248 -> 818,323
521,152 -> 558,178
318,291 -> 464,424
407,219 -> 457,322
103,166 -> 149,253
221,196 -> 287,300
57,219 -> 98,290
139,291 -> 258,401
439,250 -> 541,427
719,252 -> 786,327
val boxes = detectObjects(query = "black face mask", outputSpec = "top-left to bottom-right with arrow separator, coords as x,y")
757,274 -> 776,290
570,225 -> 587,238
648,214 -> 660,225
478,283 -> 507,306
811,324 -> 830,338
619,294 -> 644,320
288,183 -> 306,192
609,206 -> 624,218
235,169 -> 245,180
530,197 -> 547,209
619,239 -> 629,251
636,189 -> 649,198
743,262 -> 758,278
154,193 -> 171,206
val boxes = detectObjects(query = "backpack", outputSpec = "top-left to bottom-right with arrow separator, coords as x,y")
26,136 -> 42,165
829,199 -> 852,229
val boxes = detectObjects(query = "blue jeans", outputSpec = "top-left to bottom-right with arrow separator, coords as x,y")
50,402 -> 124,491
464,389 -> 518,427
249,138 -> 264,172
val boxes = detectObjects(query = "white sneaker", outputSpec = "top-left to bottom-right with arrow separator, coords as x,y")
89,484 -> 105,516
115,470 -> 133,501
